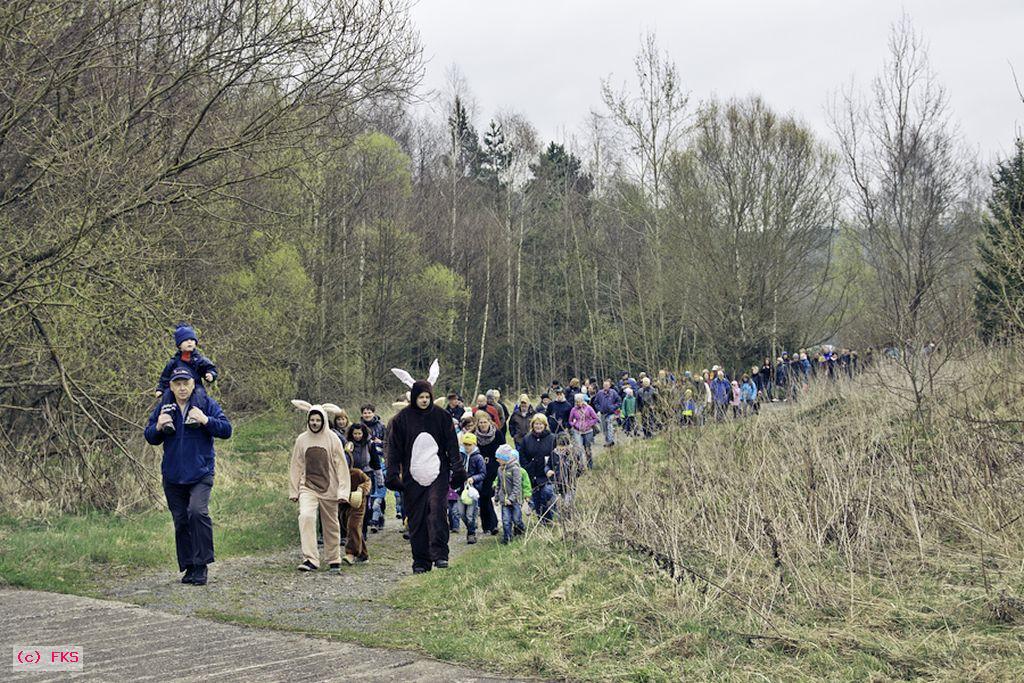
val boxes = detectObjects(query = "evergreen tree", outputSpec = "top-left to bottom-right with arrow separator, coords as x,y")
479,119 -> 511,192
447,96 -> 482,179
527,142 -> 593,207
976,138 -> 1024,341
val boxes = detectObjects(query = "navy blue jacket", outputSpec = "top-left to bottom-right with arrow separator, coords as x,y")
775,363 -> 789,386
361,416 -> 386,442
156,350 -> 218,392
144,392 -> 232,484
593,388 -> 621,414
711,378 -> 731,404
463,448 -> 486,488
546,399 -> 572,432
519,429 -> 555,486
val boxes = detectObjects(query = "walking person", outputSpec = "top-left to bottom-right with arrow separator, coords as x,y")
473,411 -> 502,536
520,414 -> 556,524
384,367 -> 467,573
593,379 -> 621,448
711,370 -> 731,422
637,377 -> 658,437
288,401 -> 350,573
620,387 -> 638,437
568,393 -> 599,469
144,368 -> 232,586
457,432 -> 485,544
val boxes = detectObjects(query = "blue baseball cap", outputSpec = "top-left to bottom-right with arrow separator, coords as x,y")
169,367 -> 195,382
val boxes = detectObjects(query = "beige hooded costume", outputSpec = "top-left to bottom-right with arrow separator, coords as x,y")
289,403 -> 350,568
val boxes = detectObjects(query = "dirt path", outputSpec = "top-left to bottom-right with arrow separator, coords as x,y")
7,438 -> 617,681
96,439 -> 614,636
99,510 -> 479,637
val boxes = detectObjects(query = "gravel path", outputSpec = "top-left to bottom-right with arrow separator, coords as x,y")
99,514 -> 479,636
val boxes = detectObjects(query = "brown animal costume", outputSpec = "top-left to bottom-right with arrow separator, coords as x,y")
385,360 -> 467,572
289,402 -> 350,569
345,468 -> 372,563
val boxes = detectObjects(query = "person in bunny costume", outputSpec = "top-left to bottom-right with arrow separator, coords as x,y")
288,400 -> 351,572
385,360 -> 468,573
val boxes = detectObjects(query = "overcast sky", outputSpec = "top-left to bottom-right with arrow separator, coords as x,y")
409,0 -> 1024,164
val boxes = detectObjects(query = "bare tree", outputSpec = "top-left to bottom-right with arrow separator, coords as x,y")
0,0 -> 424,511
666,96 -> 843,368
600,32 -> 692,368
831,15 -> 979,416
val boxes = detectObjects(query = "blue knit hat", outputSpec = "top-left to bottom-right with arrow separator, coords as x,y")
495,444 -> 518,464
174,324 -> 197,347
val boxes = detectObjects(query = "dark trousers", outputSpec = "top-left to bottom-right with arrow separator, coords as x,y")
403,474 -> 450,571
163,474 -> 214,571
531,482 -> 555,524
478,488 -> 498,532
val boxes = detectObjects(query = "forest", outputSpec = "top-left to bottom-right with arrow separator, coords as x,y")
1,1 -> 1022,512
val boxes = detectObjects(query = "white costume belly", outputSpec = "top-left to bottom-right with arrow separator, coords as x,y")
409,432 -> 441,486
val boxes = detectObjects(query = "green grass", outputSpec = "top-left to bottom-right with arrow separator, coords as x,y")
0,413 -> 297,595
356,510 -> 1024,681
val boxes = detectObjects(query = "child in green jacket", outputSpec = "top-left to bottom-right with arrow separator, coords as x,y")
621,387 -> 638,436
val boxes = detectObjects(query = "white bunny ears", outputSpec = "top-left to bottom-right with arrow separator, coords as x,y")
290,400 -> 342,419
390,358 -> 439,388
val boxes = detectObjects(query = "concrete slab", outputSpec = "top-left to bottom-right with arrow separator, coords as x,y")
0,589 -> 515,682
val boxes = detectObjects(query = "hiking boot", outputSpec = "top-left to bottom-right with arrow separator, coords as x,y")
489,528 -> 499,536
343,554 -> 356,566
328,563 -> 341,574
412,566 -> 429,574
369,526 -> 379,534
181,566 -> 195,584
466,534 -> 477,545
434,559 -> 449,569
191,565 -> 208,586
354,556 -> 368,564
297,560 -> 318,572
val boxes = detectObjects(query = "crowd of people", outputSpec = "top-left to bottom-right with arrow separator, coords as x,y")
144,322 -> 868,581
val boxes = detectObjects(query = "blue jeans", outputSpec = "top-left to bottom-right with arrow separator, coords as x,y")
457,499 -> 478,534
572,429 -> 595,468
394,490 -> 404,518
370,495 -> 384,527
531,482 -> 555,524
448,500 -> 460,531
501,503 -> 523,542
599,412 -> 616,445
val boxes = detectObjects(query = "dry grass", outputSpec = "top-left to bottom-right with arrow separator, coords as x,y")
569,349 -> 1024,677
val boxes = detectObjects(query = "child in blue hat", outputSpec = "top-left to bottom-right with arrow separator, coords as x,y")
154,323 -> 219,434
493,444 -> 525,544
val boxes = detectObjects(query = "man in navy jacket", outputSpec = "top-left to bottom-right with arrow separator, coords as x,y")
593,379 -> 622,447
144,367 -> 232,586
